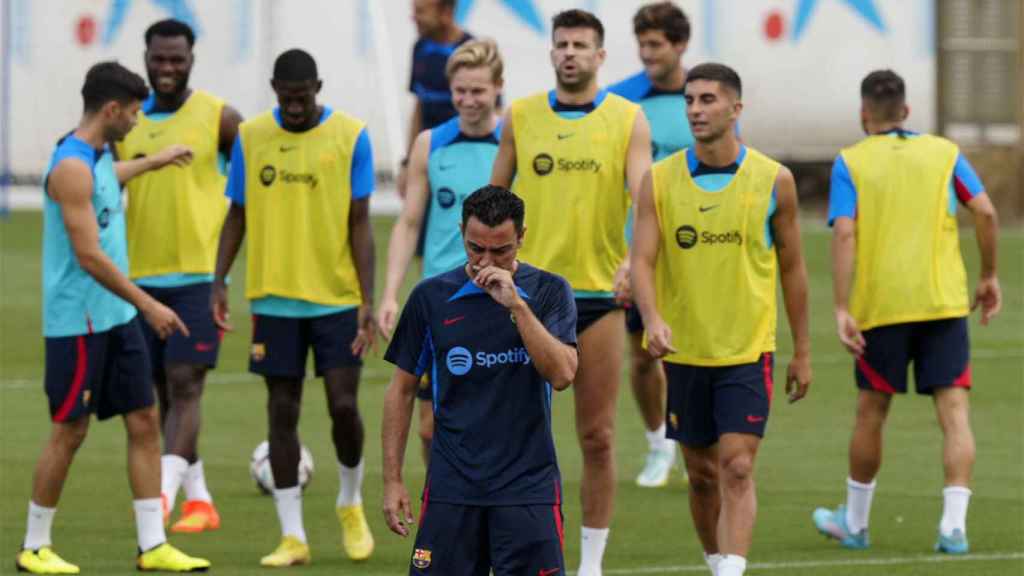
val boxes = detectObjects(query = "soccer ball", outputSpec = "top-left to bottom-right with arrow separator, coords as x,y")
249,440 -> 314,495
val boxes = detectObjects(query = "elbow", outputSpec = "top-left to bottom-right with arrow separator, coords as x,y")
75,249 -> 104,275
550,352 -> 578,391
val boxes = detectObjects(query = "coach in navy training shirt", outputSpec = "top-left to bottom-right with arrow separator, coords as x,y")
382,186 -> 578,575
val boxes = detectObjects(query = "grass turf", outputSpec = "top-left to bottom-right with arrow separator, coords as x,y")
1,212 -> 1021,575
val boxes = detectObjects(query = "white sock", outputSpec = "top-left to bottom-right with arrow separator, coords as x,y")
578,526 -> 609,574
845,477 -> 876,533
133,498 -> 166,552
940,485 -> 971,536
336,459 -> 364,508
717,554 -> 747,576
703,552 -> 723,575
23,502 -> 56,550
273,486 -> 307,543
183,460 -> 213,503
646,423 -> 667,452
160,454 -> 189,508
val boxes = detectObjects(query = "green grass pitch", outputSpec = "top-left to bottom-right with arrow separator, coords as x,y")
1,212 -> 1021,575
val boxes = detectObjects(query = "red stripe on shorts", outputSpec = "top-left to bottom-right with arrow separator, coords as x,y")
418,477 -> 430,526
553,481 -> 565,549
856,356 -> 897,394
953,364 -> 972,389
54,336 -> 88,422
762,353 -> 774,405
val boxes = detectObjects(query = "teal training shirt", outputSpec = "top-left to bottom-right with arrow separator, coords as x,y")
423,116 -> 501,278
43,133 -> 137,337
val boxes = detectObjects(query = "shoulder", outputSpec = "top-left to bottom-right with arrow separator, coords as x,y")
239,110 -> 277,134
325,108 -> 367,131
606,71 -> 650,102
192,89 -> 225,109
429,116 -> 462,152
521,263 -> 571,298
511,91 -> 549,113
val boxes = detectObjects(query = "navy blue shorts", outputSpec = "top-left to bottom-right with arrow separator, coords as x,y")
44,317 -> 154,422
856,317 -> 970,395
140,283 -> 221,373
664,353 -> 774,447
250,310 -> 362,379
411,501 -> 565,575
575,298 -> 619,334
624,303 -> 644,334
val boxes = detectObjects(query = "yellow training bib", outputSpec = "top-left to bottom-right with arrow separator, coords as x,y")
650,147 -> 780,366
240,109 -> 365,307
117,90 -> 226,278
841,134 -> 968,330
510,92 -> 638,292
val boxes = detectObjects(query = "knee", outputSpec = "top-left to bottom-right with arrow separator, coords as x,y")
328,395 -> 360,424
165,366 -> 204,402
53,418 -> 90,452
125,407 -> 161,443
579,425 -> 615,462
267,395 -> 301,432
685,457 -> 719,494
719,453 -> 755,486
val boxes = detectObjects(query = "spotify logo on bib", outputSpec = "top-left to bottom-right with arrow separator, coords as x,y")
676,225 -> 698,249
446,347 -> 473,376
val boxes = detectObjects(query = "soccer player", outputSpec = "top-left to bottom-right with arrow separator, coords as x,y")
381,185 -> 578,575
115,18 -> 243,533
211,49 -> 377,566
490,10 -> 651,574
607,0 -> 693,489
18,61 -> 209,574
631,63 -> 812,576
811,70 -> 1001,555
398,0 -> 475,196
378,38 -> 504,467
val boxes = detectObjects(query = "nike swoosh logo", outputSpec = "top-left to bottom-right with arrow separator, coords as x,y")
746,415 -> 765,423
148,132 -> 163,139
195,342 -> 215,352
280,145 -> 298,152
539,568 -> 561,576
443,315 -> 465,326
439,164 -> 456,171
557,133 -> 574,140
699,205 -> 719,213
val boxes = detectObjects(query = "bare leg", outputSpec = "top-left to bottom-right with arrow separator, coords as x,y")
716,433 -> 761,557
849,390 -> 891,483
31,418 -> 91,507
266,377 -> 303,488
323,366 -> 364,467
681,443 -> 721,553
124,406 -> 162,499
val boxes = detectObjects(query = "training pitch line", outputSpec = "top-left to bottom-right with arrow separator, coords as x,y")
588,551 -> 1024,575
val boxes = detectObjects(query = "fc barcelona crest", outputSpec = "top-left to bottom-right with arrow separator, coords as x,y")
412,548 -> 432,569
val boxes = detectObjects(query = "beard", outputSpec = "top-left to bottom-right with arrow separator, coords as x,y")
555,66 -> 595,94
146,69 -> 190,99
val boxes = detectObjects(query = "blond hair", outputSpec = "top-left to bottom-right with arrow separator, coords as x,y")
445,38 -> 503,84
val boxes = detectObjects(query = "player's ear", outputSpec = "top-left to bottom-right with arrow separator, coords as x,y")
596,47 -> 607,65
900,104 -> 910,121
517,227 -> 526,247
315,80 -> 323,94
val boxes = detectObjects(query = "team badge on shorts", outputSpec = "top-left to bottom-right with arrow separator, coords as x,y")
251,343 -> 266,361
412,548 -> 432,569
669,411 -> 679,430
82,390 -> 91,407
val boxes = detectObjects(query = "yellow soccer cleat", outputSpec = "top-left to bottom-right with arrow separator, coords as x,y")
259,536 -> 311,567
137,543 -> 210,572
171,500 -> 221,534
15,547 -> 80,574
337,504 -> 375,561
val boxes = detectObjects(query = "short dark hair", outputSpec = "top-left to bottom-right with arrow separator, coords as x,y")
684,62 -> 742,98
144,19 -> 195,48
462,186 -> 525,233
437,0 -> 456,10
273,49 -> 319,82
551,9 -> 605,47
861,69 -> 906,120
634,2 -> 691,44
81,61 -> 149,113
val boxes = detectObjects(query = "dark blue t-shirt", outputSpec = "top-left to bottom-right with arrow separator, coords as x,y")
384,262 -> 577,505
409,33 -> 473,129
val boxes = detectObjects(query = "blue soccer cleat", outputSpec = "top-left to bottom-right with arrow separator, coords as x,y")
935,528 -> 969,555
812,505 -> 870,550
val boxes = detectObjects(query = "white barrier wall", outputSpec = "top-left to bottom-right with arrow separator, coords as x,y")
1,0 -> 936,177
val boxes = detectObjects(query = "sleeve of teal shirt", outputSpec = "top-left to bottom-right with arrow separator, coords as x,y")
952,153 -> 984,204
225,135 -> 246,205
351,128 -> 374,200
827,155 -> 856,226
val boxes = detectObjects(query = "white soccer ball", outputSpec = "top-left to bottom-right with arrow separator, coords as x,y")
249,440 -> 314,495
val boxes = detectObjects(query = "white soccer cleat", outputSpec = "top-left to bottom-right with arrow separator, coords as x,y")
636,444 -> 676,488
